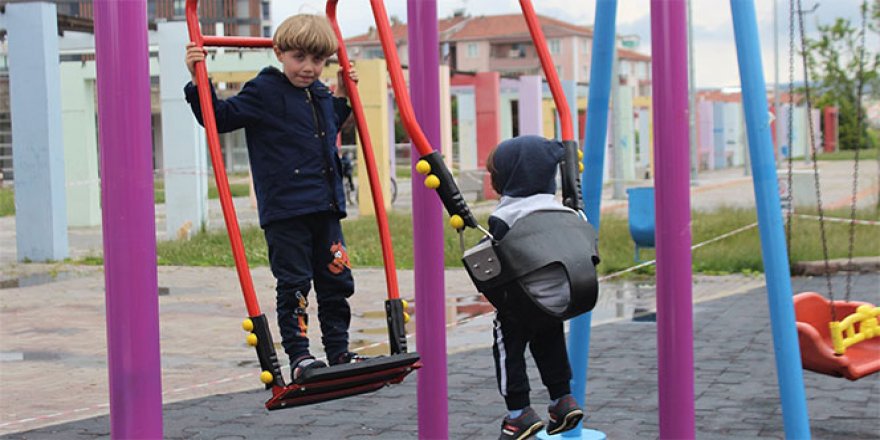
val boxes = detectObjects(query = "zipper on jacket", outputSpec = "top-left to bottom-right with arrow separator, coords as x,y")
306,88 -> 338,211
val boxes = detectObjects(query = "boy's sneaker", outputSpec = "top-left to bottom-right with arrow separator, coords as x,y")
546,395 -> 584,435
499,407 -> 544,440
332,351 -> 372,365
292,357 -> 327,383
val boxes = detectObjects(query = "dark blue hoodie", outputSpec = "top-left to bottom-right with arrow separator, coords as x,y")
185,66 -> 351,227
488,136 -> 566,239
490,135 -> 564,198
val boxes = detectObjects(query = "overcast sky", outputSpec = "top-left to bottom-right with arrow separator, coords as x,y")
271,0 -> 876,89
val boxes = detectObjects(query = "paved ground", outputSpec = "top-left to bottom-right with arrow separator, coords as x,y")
1,272 -> 877,439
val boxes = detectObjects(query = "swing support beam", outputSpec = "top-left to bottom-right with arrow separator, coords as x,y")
730,1 -> 811,438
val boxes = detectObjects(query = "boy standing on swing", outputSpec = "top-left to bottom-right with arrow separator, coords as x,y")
184,14 -> 367,383
484,135 -> 585,439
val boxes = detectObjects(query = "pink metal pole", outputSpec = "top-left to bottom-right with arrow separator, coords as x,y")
94,0 -> 163,437
650,1 -> 695,438
407,0 -> 449,437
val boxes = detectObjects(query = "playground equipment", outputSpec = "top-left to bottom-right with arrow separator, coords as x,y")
784,0 -> 879,381
626,187 -> 656,262
358,0 -> 599,312
794,293 -> 880,380
76,0 -> 844,435
184,0 -> 419,410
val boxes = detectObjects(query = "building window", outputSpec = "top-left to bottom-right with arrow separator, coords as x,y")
262,26 -> 272,38
621,60 -> 631,76
581,37 -> 590,54
467,43 -> 478,58
366,48 -> 385,59
509,43 -> 526,58
173,0 -> 185,17
549,39 -> 561,55
262,1 -> 270,20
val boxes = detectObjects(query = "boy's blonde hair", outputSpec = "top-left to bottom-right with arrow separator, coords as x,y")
273,14 -> 338,58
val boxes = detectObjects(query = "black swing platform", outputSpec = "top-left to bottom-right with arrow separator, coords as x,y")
265,353 -> 421,410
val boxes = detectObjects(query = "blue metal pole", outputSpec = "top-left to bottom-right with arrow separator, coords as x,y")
729,1 -> 811,438
566,1 -> 616,439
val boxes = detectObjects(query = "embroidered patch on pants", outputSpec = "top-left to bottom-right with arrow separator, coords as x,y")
328,241 -> 352,274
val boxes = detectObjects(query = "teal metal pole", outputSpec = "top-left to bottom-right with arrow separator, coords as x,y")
729,1 -> 811,438
563,1 -> 616,439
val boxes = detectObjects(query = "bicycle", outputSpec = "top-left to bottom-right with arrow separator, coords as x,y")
344,175 -> 398,206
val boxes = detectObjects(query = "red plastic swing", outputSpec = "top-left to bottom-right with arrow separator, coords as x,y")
793,292 -> 880,381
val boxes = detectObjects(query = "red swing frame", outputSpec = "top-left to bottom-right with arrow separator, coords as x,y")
184,0 -> 419,410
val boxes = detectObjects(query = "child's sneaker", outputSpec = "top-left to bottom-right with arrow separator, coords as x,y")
499,407 -> 544,440
546,395 -> 584,435
292,357 -> 327,383
332,351 -> 372,365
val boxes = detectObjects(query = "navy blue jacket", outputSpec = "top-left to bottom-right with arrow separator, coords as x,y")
184,66 -> 351,227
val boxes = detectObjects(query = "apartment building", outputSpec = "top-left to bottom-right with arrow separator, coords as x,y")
345,11 -> 652,93
21,0 -> 271,36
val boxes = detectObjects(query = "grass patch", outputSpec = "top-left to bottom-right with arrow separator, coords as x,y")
78,207 -> 879,275
816,146 -> 879,161
0,187 -> 14,217
154,179 -> 250,204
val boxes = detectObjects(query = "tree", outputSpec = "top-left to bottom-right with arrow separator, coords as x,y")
803,1 -> 879,150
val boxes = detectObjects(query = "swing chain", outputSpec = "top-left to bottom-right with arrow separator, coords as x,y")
845,1 -> 869,303
458,229 -> 465,255
796,0 -> 835,320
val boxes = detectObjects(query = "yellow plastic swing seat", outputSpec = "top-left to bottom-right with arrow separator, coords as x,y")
794,292 -> 880,381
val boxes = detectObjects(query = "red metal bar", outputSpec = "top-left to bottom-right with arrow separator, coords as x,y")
185,0 -> 261,317
327,0 -> 400,300
518,0 -> 574,142
202,35 -> 273,47
366,0 -> 434,157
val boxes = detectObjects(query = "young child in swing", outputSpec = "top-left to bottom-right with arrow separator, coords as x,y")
484,135 -> 584,440
183,14 -> 367,383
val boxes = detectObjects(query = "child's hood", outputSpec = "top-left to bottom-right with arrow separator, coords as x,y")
492,135 -> 563,197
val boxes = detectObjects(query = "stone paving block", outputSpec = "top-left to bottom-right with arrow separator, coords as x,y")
3,274 -> 878,439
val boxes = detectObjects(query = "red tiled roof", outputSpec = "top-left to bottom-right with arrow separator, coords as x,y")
345,15 -> 468,44
344,13 -> 591,44
447,13 -> 592,41
618,48 -> 651,62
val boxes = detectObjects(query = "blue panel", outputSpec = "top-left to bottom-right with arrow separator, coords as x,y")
7,2 -> 69,261
627,187 -> 655,248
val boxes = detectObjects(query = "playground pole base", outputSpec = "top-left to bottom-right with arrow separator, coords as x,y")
537,428 -> 607,440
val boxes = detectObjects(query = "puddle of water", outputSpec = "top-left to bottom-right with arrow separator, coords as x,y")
0,352 -> 24,362
0,351 -> 63,362
0,272 -> 78,290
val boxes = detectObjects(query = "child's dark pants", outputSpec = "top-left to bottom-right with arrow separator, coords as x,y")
489,286 -> 572,411
263,212 -> 355,365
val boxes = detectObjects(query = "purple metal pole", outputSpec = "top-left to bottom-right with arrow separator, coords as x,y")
94,1 -> 163,438
650,1 -> 695,438
407,1 -> 448,438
